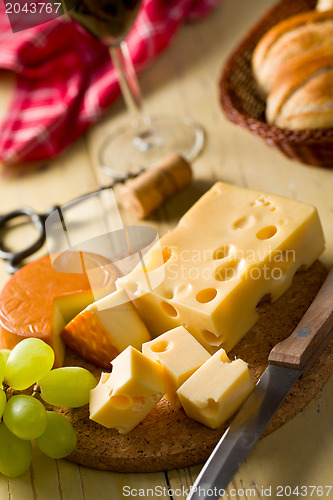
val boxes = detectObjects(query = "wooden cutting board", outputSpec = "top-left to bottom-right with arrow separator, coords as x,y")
55,261 -> 332,473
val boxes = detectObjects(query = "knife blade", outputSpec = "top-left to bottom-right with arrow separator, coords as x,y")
187,266 -> 333,500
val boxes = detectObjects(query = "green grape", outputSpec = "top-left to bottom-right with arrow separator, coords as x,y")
0,352 -> 5,384
39,367 -> 97,408
0,422 -> 32,477
0,349 -> 11,364
0,389 -> 6,418
35,411 -> 77,459
3,395 -> 47,440
5,338 -> 55,390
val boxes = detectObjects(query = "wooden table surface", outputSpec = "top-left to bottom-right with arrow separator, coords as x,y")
1,0 -> 333,498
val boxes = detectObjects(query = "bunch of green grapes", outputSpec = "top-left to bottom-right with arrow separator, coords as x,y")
0,338 -> 97,478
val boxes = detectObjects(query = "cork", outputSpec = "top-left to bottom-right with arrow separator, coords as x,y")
57,261 -> 332,473
119,153 -> 192,218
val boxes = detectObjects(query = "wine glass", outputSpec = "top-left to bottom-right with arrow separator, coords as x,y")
68,0 -> 204,178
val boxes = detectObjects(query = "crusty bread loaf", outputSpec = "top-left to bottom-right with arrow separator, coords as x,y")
317,0 -> 333,11
252,6 -> 333,130
266,55 -> 333,129
252,10 -> 333,96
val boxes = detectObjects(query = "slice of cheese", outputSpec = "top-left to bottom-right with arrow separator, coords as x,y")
176,349 -> 254,429
117,182 -> 325,353
89,346 -> 166,433
142,326 -> 212,406
62,289 -> 151,368
0,252 -> 117,367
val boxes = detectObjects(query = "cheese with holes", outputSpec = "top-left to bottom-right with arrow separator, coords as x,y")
0,252 -> 117,367
177,349 -> 254,429
117,182 -> 325,353
89,346 -> 166,433
142,326 -> 212,406
62,289 -> 151,368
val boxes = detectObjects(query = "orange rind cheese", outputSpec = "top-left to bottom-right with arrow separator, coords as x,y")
61,309 -> 120,368
62,289 -> 151,369
0,252 -> 117,367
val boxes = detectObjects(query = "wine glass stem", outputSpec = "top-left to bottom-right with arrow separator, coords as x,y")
109,42 -> 151,141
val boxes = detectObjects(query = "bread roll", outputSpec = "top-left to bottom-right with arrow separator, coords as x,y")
252,10 -> 333,96
266,55 -> 333,129
317,0 -> 333,11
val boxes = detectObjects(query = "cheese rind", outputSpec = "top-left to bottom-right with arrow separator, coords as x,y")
62,289 -> 151,368
0,252 -> 117,367
89,346 -> 166,434
117,182 -> 325,353
142,326 -> 212,406
176,350 -> 254,429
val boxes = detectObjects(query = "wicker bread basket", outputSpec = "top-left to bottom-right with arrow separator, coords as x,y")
219,0 -> 333,168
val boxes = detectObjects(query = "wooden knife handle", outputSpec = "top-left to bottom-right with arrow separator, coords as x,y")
268,265 -> 333,370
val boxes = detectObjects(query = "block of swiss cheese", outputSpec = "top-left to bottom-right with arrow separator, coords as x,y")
0,252 -> 118,367
116,182 -> 325,353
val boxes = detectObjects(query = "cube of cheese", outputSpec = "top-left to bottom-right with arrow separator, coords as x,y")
62,289 -> 151,368
89,346 -> 166,433
142,326 -> 213,406
177,349 -> 254,429
117,182 -> 325,353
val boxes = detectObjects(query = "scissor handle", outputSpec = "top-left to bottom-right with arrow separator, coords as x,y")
0,207 -> 53,274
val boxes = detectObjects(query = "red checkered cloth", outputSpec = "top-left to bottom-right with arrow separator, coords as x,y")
0,0 -> 220,166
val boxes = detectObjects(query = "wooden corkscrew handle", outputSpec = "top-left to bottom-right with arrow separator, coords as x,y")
268,266 -> 333,370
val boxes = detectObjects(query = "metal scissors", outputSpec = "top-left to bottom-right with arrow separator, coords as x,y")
0,170 -> 144,275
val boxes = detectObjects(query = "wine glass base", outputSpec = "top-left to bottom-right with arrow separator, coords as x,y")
98,115 -> 204,178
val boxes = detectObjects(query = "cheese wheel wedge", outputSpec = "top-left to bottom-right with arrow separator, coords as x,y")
0,252 -> 117,367
62,289 -> 151,369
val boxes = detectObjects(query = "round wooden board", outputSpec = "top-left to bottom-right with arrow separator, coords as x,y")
56,261 -> 332,473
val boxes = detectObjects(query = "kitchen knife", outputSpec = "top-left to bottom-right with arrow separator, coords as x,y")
187,266 -> 333,500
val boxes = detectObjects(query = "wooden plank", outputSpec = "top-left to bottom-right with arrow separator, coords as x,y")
0,0 -> 332,497
57,460 -> 85,500
79,468 -> 170,500
167,467 -> 201,500
6,472 -> 35,500
29,445 -> 61,500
